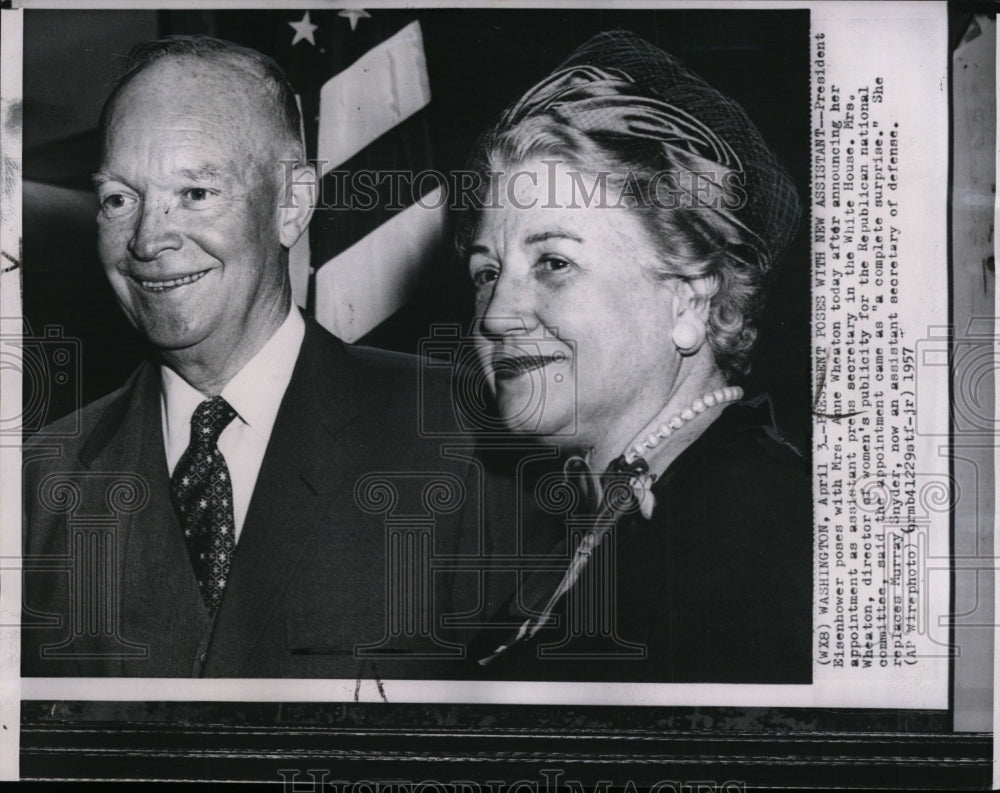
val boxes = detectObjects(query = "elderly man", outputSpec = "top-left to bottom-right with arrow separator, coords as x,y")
22,37 -> 476,677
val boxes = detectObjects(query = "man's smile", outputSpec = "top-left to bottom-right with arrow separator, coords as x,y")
133,269 -> 211,292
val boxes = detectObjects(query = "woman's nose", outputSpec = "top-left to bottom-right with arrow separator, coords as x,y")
127,199 -> 183,261
477,272 -> 538,338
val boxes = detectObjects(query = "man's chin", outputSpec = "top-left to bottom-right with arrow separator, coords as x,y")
138,323 -> 210,356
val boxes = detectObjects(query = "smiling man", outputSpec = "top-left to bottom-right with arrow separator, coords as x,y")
22,37 -> 475,678
94,59 -> 297,394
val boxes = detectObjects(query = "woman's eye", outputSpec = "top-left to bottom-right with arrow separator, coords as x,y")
471,267 -> 499,288
540,255 -> 572,272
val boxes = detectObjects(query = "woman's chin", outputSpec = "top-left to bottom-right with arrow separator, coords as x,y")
496,406 -> 578,443
494,378 -> 574,431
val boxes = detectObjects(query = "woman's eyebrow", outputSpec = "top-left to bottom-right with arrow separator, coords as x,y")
525,229 -> 583,245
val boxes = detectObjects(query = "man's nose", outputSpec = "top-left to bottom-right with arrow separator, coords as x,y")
477,272 -> 538,338
127,199 -> 183,261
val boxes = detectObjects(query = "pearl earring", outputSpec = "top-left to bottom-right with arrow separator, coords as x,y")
671,320 -> 703,354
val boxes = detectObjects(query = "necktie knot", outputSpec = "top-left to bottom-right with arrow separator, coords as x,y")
191,396 -> 237,447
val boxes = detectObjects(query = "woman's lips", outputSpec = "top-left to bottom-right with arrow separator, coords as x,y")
134,269 -> 210,293
493,355 -> 560,380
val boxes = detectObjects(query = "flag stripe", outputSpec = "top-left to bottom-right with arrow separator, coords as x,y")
206,11 -> 444,327
309,108 -> 436,266
314,186 -> 448,343
317,20 -> 431,174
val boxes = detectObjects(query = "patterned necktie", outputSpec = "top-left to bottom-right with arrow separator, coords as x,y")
170,396 -> 238,614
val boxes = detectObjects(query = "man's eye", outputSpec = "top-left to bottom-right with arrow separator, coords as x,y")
99,193 -> 134,217
183,188 -> 211,202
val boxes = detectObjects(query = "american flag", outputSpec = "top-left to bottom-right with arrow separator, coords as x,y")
213,9 -> 447,343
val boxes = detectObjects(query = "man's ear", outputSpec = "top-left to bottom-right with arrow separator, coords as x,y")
278,161 -> 317,249
672,274 -> 719,322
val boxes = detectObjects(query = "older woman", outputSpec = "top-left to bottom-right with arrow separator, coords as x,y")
460,31 -> 811,683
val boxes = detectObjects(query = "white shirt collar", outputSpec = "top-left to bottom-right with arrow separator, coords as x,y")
161,306 -> 306,470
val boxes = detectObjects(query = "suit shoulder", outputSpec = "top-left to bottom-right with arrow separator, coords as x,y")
25,377 -> 133,455
670,402 -> 812,538
344,343 -> 470,436
304,319 -> 457,395
345,343 -> 422,378
707,402 -> 809,482
346,343 -> 460,398
22,363 -> 149,488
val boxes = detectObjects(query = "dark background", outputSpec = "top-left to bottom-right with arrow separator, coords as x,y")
22,8 -> 811,448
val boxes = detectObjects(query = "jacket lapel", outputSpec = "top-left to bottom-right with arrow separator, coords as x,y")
79,361 -> 208,675
201,322 -> 362,676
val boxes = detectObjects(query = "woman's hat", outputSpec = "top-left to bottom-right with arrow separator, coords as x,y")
502,30 -> 802,274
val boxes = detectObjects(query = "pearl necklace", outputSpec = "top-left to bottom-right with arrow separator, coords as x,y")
623,385 -> 744,465
612,385 -> 744,518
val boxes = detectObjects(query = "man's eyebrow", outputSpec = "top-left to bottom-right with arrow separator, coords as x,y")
91,170 -> 117,188
525,229 -> 583,245
178,164 -> 223,182
90,165 -> 225,188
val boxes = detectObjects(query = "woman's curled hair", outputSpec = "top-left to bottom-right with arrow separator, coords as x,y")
457,30 -> 801,382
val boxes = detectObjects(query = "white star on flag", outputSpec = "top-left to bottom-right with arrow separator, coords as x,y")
339,9 -> 371,31
289,11 -> 319,46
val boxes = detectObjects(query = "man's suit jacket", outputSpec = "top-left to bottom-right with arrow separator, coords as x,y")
23,319 -> 482,678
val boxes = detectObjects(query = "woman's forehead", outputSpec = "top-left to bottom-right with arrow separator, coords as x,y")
472,199 -> 648,262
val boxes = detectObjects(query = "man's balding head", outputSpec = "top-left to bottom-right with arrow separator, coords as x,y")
99,36 -> 304,164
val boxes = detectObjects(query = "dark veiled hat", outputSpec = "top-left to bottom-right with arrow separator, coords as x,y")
500,30 -> 801,274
